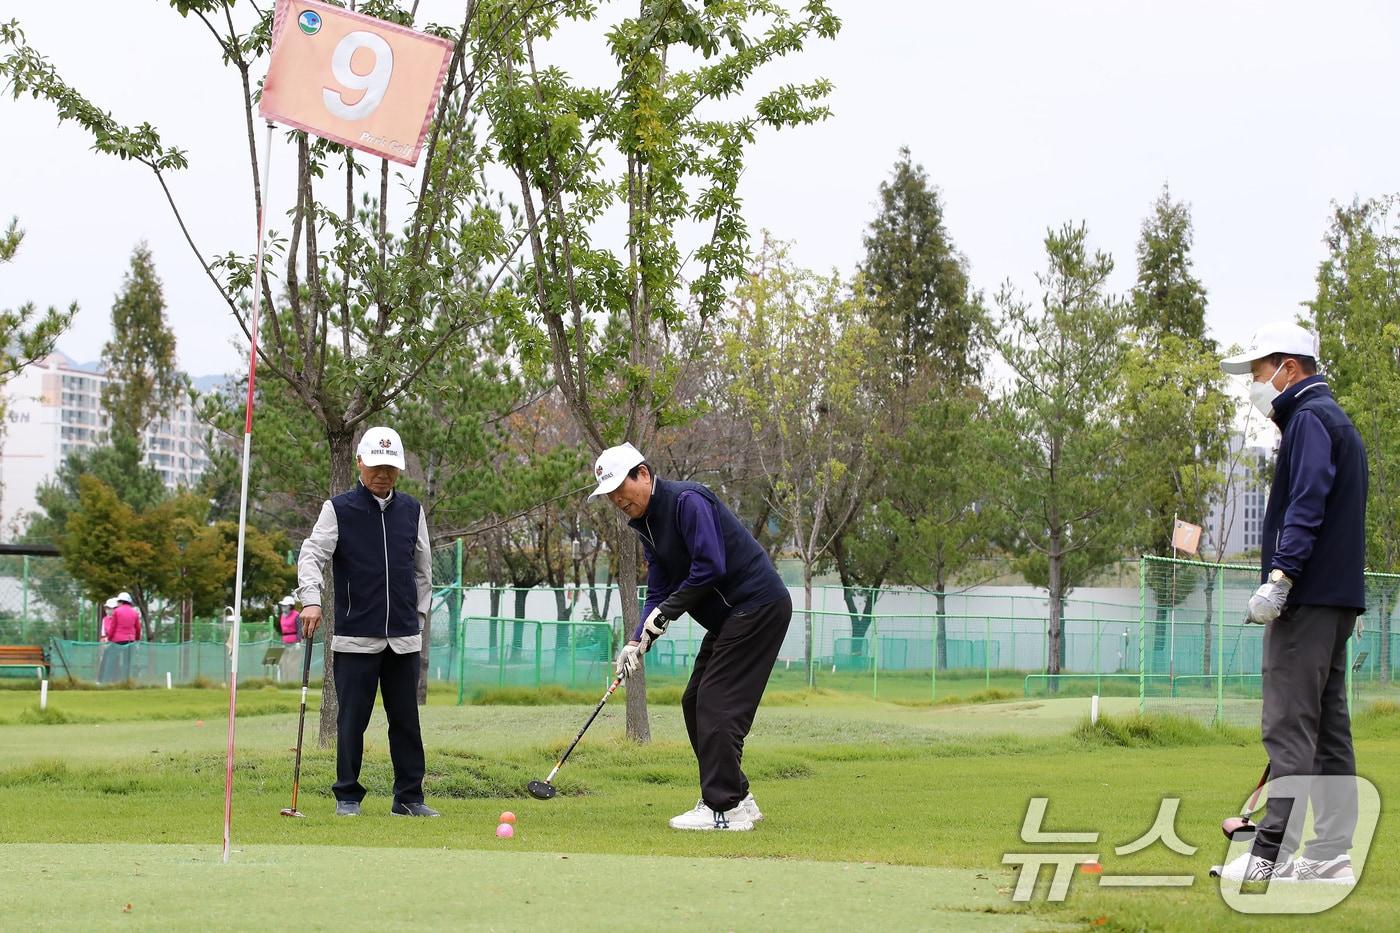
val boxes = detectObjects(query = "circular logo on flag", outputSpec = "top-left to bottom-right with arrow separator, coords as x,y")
298,10 -> 322,35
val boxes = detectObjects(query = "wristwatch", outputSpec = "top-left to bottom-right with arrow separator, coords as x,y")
1268,569 -> 1291,585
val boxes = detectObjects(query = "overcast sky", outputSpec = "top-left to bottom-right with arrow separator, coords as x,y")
3,1 -> 1397,379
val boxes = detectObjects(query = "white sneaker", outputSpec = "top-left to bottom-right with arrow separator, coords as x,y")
1280,854 -> 1355,885
668,799 -> 754,831
1209,852 -> 1279,881
740,792 -> 763,822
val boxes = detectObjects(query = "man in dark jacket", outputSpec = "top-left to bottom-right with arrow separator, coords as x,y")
297,426 -> 437,818
1212,322 -> 1367,884
592,442 -> 791,831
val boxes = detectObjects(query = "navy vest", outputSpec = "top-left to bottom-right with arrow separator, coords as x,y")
1262,379 -> 1368,611
330,483 -> 422,638
630,477 -> 788,629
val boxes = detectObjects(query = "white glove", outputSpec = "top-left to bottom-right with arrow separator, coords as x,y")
1247,575 -> 1292,624
614,641 -> 643,678
638,607 -> 670,653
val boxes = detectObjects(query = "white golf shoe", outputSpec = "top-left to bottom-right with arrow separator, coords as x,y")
668,799 -> 754,831
1209,852 -> 1279,882
740,792 -> 763,822
1278,854 -> 1355,884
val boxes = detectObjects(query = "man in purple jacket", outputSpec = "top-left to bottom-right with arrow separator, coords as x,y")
1212,322 -> 1367,885
592,442 -> 791,832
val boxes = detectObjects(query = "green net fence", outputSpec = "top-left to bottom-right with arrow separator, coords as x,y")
1136,555 -> 1399,726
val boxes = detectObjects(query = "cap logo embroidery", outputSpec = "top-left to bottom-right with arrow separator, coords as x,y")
379,438 -> 392,449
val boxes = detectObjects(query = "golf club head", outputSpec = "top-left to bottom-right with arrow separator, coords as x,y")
279,808 -> 306,818
527,780 -> 557,800
1221,816 -> 1255,839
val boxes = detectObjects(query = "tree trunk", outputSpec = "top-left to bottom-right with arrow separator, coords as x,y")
316,428 -> 355,748
804,564 -> 814,687
416,607 -> 431,705
935,588 -> 948,672
554,586 -> 570,649
1047,533 -> 1063,678
512,587 -> 528,661
620,535 -> 649,742
488,583 -> 501,662
1201,565 -> 1216,677
1382,591 -> 1393,686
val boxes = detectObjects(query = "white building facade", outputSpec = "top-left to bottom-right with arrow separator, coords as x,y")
0,353 -> 210,535
1203,432 -> 1271,560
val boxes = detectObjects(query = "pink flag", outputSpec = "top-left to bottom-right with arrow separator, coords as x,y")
1171,519 -> 1202,556
259,0 -> 453,166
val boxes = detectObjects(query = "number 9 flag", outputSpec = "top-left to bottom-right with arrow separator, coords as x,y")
259,0 -> 453,166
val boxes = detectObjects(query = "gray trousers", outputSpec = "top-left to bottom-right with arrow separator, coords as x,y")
1253,604 -> 1358,862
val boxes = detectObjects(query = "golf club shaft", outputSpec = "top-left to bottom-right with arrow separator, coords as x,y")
1244,762 -> 1271,814
288,640 -> 314,811
544,675 -> 624,783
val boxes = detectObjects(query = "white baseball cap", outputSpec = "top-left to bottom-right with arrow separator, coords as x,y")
588,443 -> 646,499
116,591 -> 133,603
357,426 -> 406,469
104,597 -> 119,610
279,596 -> 295,607
1220,321 -> 1320,374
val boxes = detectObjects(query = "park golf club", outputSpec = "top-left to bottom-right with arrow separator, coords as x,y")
528,673 -> 625,800
1219,762 -> 1271,840
280,642 -> 316,818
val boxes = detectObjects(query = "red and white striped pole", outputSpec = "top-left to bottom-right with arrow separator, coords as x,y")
223,121 -> 276,864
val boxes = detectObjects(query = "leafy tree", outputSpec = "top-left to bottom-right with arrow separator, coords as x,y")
724,240 -> 878,683
1119,187 -> 1233,674
860,147 -> 981,389
988,223 -> 1134,677
0,216 -> 76,425
484,0 -> 839,735
1312,195 -> 1400,681
101,243 -> 187,437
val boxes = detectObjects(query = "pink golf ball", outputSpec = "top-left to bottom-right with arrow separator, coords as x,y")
496,823 -> 515,839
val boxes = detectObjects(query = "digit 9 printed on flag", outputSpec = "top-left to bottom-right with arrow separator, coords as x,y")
259,0 -> 453,166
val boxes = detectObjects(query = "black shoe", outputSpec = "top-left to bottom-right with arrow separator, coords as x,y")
391,801 -> 440,817
335,800 -> 361,817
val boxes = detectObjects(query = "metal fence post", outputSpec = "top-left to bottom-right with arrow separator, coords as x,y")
1138,558 -> 1147,716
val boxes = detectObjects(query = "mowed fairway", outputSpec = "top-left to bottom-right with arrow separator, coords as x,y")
1,684 -> 1397,931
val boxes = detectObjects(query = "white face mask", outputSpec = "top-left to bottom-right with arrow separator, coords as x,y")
1249,362 -> 1286,417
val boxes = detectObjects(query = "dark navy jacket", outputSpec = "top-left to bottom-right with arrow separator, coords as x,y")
331,483 -> 423,638
1261,377 -> 1368,612
630,477 -> 788,637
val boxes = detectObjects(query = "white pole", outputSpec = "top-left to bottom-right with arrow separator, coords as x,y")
40,679 -> 48,711
223,121 -> 275,866
166,671 -> 173,690
1091,693 -> 1100,725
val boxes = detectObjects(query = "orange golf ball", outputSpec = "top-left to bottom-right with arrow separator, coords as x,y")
499,811 -> 516,825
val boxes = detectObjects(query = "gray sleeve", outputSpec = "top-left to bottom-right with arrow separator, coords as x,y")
415,507 -> 432,632
296,501 -> 338,608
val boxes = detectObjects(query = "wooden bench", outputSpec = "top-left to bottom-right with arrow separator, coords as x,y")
0,645 -> 49,679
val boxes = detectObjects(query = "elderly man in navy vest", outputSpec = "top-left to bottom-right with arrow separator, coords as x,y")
297,426 -> 437,818
593,442 -> 792,831
1210,322 -> 1367,885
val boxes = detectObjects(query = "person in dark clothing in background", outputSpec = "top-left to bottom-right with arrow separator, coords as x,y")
591,442 -> 792,832
1212,322 -> 1367,885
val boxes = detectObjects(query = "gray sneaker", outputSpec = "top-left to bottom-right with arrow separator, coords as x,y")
391,801 -> 440,817
335,800 -> 361,817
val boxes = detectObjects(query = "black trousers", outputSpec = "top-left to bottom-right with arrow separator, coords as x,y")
1253,604 -> 1358,862
681,594 -> 792,812
333,648 -> 426,805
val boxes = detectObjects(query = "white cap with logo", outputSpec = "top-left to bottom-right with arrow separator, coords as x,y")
1220,321 -> 1320,375
357,426 -> 406,470
589,442 -> 646,499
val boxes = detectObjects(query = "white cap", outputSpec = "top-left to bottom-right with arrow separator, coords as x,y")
104,597 -> 119,610
356,426 -> 406,469
279,596 -> 295,607
588,443 -> 646,499
116,591 -> 133,603
1220,321 -> 1320,374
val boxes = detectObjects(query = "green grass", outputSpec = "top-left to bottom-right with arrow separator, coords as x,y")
1,688 -> 1397,931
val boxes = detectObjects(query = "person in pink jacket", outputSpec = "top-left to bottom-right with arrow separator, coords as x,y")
277,597 -> 301,645
101,592 -> 142,684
